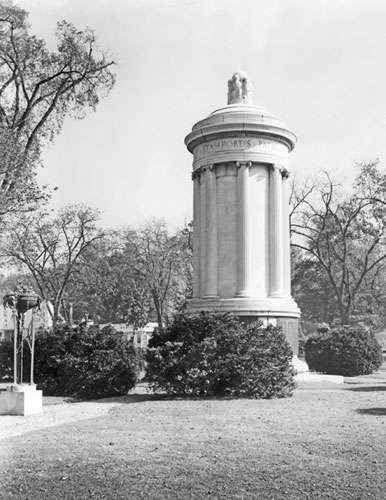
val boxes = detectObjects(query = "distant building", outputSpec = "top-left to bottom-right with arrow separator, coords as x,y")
101,322 -> 158,348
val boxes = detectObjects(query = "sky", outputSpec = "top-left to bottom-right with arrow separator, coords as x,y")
15,0 -> 386,229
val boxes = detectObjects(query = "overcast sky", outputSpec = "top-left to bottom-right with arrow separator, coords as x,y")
16,0 -> 386,229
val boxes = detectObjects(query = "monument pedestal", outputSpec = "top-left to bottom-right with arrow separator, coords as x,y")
187,296 -> 300,354
0,384 -> 42,416
292,355 -> 309,373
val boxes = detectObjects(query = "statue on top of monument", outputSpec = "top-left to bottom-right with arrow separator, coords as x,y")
227,71 -> 253,105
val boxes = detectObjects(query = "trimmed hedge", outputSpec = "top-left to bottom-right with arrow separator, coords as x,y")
146,312 -> 296,399
0,325 -> 141,399
305,326 -> 383,376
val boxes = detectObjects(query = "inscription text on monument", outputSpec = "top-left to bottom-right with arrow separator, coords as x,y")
194,137 -> 286,160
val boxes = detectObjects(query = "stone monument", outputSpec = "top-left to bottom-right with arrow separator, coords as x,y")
185,71 -> 301,355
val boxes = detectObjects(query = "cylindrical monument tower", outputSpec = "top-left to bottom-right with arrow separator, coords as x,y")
185,71 -> 300,354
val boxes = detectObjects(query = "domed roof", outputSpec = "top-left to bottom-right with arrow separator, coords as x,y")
185,73 -> 297,153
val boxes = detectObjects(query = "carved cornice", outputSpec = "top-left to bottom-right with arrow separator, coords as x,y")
191,164 -> 214,180
192,161 -> 288,180
282,169 -> 290,179
236,161 -> 252,168
271,164 -> 289,178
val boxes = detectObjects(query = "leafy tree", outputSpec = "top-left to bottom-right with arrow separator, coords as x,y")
64,231 -> 154,325
3,204 -> 103,327
121,220 -> 193,326
291,161 -> 386,325
0,129 -> 49,219
0,1 -> 115,218
291,246 -> 339,326
61,220 -> 192,328
47,219 -> 193,328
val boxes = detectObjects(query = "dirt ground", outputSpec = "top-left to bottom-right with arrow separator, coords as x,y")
1,374 -> 386,500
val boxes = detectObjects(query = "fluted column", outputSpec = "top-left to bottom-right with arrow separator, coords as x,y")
199,167 -> 207,297
204,165 -> 218,297
192,170 -> 201,298
269,164 -> 284,297
282,170 -> 291,297
236,161 -> 252,297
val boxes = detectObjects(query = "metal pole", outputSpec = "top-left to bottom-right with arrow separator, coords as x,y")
17,314 -> 22,384
20,313 -> 25,384
13,312 -> 17,385
30,313 -> 35,385
20,330 -> 24,384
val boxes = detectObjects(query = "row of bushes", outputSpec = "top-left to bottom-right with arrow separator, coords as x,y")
0,313 -> 296,400
0,325 -> 141,399
0,313 -> 383,400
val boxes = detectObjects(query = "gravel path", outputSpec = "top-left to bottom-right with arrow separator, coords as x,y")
0,399 -> 121,440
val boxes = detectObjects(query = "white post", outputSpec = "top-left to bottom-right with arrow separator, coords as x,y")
30,314 -> 35,385
13,312 -> 17,385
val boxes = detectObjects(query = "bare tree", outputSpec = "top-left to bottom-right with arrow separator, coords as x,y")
61,220 -> 193,327
3,205 -> 103,327
290,160 -> 386,325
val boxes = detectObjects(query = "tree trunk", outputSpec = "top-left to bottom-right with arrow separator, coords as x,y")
338,302 -> 350,325
152,292 -> 164,329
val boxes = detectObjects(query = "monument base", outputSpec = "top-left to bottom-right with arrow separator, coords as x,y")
0,384 -> 43,416
294,372 -> 344,384
292,355 -> 309,373
187,296 -> 300,317
186,296 -> 300,354
292,357 -> 344,384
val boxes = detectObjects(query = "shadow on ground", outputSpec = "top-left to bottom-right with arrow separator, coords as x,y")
43,393 -> 166,406
346,385 -> 386,393
356,407 -> 386,416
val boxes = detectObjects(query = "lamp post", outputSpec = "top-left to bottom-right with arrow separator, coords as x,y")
3,288 -> 40,386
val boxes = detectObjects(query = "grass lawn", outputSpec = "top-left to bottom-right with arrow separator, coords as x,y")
1,381 -> 386,500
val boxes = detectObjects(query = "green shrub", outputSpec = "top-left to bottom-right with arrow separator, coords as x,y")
146,312 -> 296,398
1,325 -> 141,399
305,326 -> 383,376
0,339 -> 13,382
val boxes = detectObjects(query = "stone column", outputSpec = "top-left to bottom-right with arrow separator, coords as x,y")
200,166 -> 207,297
204,165 -> 218,297
192,170 -> 201,298
282,170 -> 291,297
236,161 -> 252,297
269,164 -> 284,297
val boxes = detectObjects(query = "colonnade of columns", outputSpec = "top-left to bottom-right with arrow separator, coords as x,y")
192,161 -> 291,300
